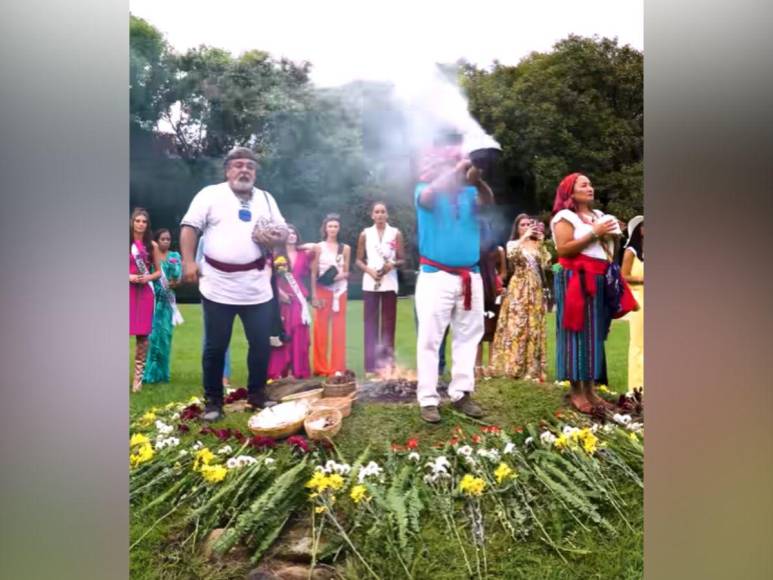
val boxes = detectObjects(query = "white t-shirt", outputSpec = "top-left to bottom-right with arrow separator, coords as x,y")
181,181 -> 285,305
361,224 -> 399,293
550,209 -> 614,260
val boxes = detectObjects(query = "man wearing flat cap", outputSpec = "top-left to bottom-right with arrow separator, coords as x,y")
180,147 -> 288,421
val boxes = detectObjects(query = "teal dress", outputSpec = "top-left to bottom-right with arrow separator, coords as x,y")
143,251 -> 182,383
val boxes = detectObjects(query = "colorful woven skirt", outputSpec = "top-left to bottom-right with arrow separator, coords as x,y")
554,266 -> 607,381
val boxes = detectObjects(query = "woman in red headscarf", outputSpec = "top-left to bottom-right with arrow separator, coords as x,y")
550,173 -> 638,413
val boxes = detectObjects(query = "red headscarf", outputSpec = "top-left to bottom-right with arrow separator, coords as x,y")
551,172 -> 581,215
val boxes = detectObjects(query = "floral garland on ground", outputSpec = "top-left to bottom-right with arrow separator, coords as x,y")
130,396 -> 643,576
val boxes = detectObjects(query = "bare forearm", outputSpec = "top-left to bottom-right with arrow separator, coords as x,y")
475,179 -> 494,205
180,226 -> 198,264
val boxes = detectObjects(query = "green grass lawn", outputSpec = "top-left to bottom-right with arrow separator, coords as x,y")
130,299 -> 638,579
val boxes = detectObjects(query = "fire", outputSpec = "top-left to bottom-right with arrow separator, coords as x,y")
373,365 -> 416,382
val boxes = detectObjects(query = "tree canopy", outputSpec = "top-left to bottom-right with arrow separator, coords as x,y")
130,16 -> 643,265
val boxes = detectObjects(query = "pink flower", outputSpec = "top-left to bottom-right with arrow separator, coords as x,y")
177,424 -> 190,433
180,404 -> 202,421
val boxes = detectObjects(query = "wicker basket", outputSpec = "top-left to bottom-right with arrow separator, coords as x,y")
304,408 -> 343,441
311,394 -> 356,418
281,388 -> 324,404
247,401 -> 310,439
248,418 -> 305,439
322,380 -> 356,398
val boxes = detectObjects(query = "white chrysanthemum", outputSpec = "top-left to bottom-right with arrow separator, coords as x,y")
226,457 -> 239,469
602,424 -> 615,433
357,461 -> 383,483
627,422 -> 644,433
540,431 -> 557,446
562,426 -> 580,437
408,452 -> 421,462
322,460 -> 351,475
523,438 -> 533,448
613,413 -> 632,425
504,442 -> 516,454
155,420 -> 174,435
456,445 -> 473,457
191,441 -> 204,451
217,445 -> 233,455
476,448 -> 501,463
264,457 -> 275,465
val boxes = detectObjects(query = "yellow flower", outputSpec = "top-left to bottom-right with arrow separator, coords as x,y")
130,433 -> 150,447
137,411 -> 156,426
193,448 -> 215,471
554,434 -> 570,450
582,432 -> 599,455
494,463 -> 516,485
629,432 -> 639,442
200,464 -> 228,484
315,506 -> 327,514
598,385 -> 610,393
558,380 -> 571,389
459,474 -> 486,497
327,474 -> 344,491
350,485 -> 369,504
306,471 -> 328,493
129,442 -> 154,469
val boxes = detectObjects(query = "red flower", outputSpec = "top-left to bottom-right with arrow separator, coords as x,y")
471,434 -> 482,444
287,435 -> 309,454
406,438 -> 419,450
177,424 -> 190,433
481,425 -> 501,434
199,426 -> 214,436
224,388 -> 248,404
449,437 -> 460,446
249,435 -> 277,450
180,404 -> 202,421
214,428 -> 232,441
391,443 -> 404,452
232,430 -> 246,443
554,410 -> 564,419
514,426 -> 524,434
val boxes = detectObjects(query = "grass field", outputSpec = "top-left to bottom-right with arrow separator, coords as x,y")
130,299 -> 639,579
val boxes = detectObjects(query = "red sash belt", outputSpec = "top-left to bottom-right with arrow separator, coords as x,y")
558,255 -> 638,331
420,256 -> 475,310
204,254 -> 266,272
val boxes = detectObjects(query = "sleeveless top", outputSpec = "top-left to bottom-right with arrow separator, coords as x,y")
361,224 -> 399,293
317,242 -> 348,292
550,209 -> 614,260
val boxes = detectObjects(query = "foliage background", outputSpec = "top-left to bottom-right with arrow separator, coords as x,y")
130,15 -> 642,301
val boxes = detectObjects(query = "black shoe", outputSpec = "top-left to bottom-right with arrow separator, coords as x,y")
452,394 -> 484,418
247,394 -> 266,411
420,405 -> 442,423
202,405 -> 223,422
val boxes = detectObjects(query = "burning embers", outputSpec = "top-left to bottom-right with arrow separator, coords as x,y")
358,366 -> 447,403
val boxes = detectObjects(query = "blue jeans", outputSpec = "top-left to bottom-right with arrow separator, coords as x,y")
202,304 -> 231,379
201,297 -> 272,407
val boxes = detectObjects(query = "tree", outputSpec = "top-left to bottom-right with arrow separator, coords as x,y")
130,15 -> 173,129
463,35 -> 643,220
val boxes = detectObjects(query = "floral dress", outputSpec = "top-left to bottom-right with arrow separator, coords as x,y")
489,241 -> 551,380
143,251 -> 182,383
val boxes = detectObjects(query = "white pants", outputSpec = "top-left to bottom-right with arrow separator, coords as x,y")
415,270 -> 484,407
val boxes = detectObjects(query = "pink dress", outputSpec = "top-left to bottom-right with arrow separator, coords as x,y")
268,250 -> 312,379
129,241 -> 155,336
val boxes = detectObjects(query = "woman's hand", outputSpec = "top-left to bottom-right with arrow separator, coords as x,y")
381,261 -> 394,274
130,274 -> 140,284
278,289 -> 292,304
312,297 -> 324,309
334,271 -> 349,282
592,219 -> 618,237
366,267 -> 382,281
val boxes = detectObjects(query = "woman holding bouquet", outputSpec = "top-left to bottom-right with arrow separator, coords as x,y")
143,228 -> 183,384
267,225 -> 316,379
550,173 -> 638,413
355,202 -> 405,377
129,208 -> 161,392
310,214 -> 351,376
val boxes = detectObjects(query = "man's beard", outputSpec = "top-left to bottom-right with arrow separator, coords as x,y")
230,177 -> 254,194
